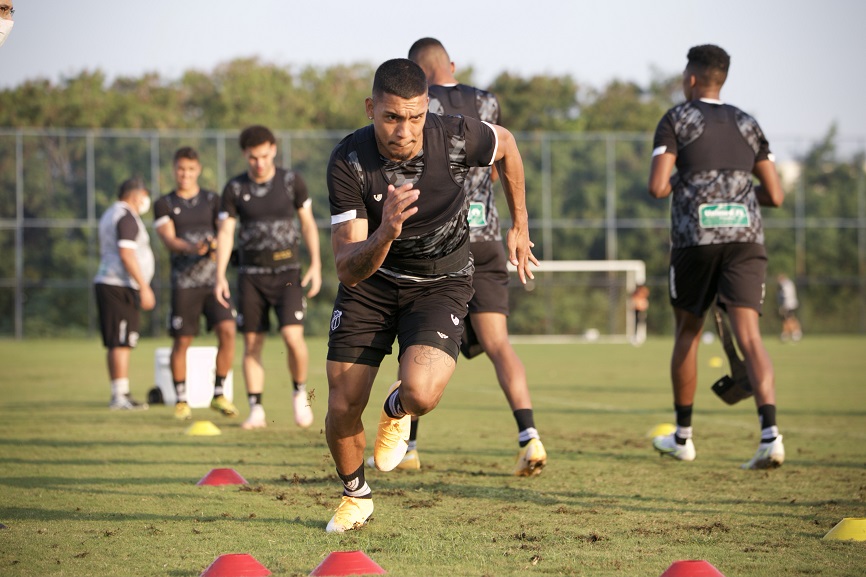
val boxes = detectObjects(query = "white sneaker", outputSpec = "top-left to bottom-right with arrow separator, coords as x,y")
741,435 -> 785,469
652,433 -> 696,461
241,404 -> 266,430
293,387 -> 314,428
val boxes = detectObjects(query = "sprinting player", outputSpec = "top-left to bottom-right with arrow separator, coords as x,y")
154,147 -> 238,421
776,273 -> 802,342
406,37 -> 546,476
648,44 -> 786,469
94,177 -> 155,410
214,125 -> 322,431
324,58 -> 537,532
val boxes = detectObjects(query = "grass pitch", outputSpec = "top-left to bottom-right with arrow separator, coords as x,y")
1,335 -> 865,576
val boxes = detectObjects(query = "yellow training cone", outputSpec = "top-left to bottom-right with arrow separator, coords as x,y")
646,423 -> 677,438
823,518 -> 866,541
186,420 -> 221,436
709,356 -> 723,368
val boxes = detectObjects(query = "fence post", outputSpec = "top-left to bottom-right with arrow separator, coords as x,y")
14,130 -> 23,339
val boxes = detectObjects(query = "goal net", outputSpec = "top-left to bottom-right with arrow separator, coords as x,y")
505,260 -> 647,345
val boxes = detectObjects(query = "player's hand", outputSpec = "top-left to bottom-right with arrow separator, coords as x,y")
214,277 -> 231,308
139,285 -> 156,311
301,263 -> 322,298
506,227 -> 539,285
380,183 -> 419,241
193,239 -> 210,256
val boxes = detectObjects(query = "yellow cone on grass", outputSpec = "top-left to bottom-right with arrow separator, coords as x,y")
823,518 -> 866,541
646,423 -> 677,438
186,420 -> 221,436
709,356 -> 723,368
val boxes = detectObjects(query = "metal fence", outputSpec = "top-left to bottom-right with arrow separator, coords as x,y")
1,127 -> 865,339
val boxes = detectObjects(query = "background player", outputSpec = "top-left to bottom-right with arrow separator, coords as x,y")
407,37 -> 546,476
94,177 -> 155,410
324,58 -> 537,532
214,125 -> 322,431
648,44 -> 785,469
154,147 -> 238,420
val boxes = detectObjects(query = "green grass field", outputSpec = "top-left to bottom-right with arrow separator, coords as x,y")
1,335 -> 865,576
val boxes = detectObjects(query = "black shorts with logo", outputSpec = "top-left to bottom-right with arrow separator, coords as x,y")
94,283 -> 141,348
168,286 -> 236,337
669,242 -> 767,317
237,268 -> 305,333
327,271 -> 474,367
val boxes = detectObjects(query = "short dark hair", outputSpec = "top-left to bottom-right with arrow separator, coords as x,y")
117,177 -> 148,200
686,44 -> 730,86
173,146 -> 199,164
238,125 -> 276,150
408,37 -> 447,61
372,58 -> 428,100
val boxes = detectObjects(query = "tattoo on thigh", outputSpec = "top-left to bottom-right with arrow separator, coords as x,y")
412,346 -> 454,370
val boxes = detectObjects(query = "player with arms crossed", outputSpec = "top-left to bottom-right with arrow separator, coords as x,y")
154,147 -> 238,421
324,58 -> 537,532
407,37 -> 546,476
648,44 -> 785,469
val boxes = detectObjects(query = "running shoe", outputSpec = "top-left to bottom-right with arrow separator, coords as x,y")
293,386 -> 314,428
366,448 -> 421,471
109,395 -> 149,411
514,438 -> 547,476
652,433 -> 696,461
241,404 -> 266,430
326,496 -> 374,533
210,395 -> 239,417
741,435 -> 785,469
373,381 -> 410,471
174,401 -> 192,420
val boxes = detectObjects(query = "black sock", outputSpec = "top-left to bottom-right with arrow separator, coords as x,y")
758,404 -> 778,441
674,404 -> 693,445
409,418 -> 419,442
514,409 -> 538,447
174,381 -> 187,403
248,393 -> 262,406
337,463 -> 371,498
383,387 -> 406,419
213,375 -> 225,398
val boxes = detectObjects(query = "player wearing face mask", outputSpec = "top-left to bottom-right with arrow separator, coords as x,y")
94,177 -> 156,410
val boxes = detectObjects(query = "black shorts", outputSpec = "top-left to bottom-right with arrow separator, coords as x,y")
168,286 -> 236,337
467,241 -> 510,315
669,243 -> 767,317
237,268 -> 306,333
94,283 -> 141,348
327,271 -> 474,367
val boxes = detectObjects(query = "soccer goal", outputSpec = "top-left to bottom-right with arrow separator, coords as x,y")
505,260 -> 647,345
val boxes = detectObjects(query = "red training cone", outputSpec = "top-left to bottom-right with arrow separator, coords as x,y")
309,551 -> 386,576
660,559 -> 725,577
200,553 -> 271,577
196,468 -> 248,486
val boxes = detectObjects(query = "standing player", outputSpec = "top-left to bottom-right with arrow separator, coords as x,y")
776,273 -> 802,342
407,37 -> 546,476
94,177 -> 155,410
154,147 -> 238,421
214,126 -> 322,431
324,58 -> 537,532
648,45 -> 786,469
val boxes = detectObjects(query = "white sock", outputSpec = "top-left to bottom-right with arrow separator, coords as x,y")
111,378 -> 129,399
518,427 -> 540,445
676,426 -> 693,440
761,426 -> 779,442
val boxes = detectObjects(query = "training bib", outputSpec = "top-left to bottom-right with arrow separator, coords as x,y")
698,203 -> 750,228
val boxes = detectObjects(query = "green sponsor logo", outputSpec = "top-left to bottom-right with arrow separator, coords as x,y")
467,202 -> 487,227
699,203 -> 750,228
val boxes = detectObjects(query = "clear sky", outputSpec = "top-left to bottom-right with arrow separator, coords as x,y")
1,0 -> 863,160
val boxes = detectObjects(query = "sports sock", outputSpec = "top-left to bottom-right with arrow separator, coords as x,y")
383,387 -> 406,419
674,404 -> 693,445
213,375 -> 226,398
514,409 -> 539,447
248,393 -> 262,407
174,380 -> 187,403
111,378 -> 130,399
407,419 -> 419,452
338,463 -> 371,499
757,404 -> 778,442
293,380 -> 305,392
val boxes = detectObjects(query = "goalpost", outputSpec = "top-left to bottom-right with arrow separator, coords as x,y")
505,260 -> 647,345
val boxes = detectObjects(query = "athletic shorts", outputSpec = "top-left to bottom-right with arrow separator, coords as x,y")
327,271 -> 474,367
168,286 -> 236,337
467,241 -> 510,315
237,268 -> 306,333
669,243 -> 767,317
94,283 -> 141,349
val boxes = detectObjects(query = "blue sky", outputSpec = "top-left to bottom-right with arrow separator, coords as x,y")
2,0 -> 863,160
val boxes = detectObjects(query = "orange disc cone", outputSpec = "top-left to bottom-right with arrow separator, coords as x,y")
660,560 -> 725,577
196,468 -> 248,486
200,554 -> 271,577
309,551 -> 386,576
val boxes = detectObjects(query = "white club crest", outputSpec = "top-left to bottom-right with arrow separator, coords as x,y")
450,314 -> 459,326
373,194 -> 382,202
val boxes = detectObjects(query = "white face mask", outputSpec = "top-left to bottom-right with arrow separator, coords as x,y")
138,196 -> 151,215
0,19 -> 13,49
